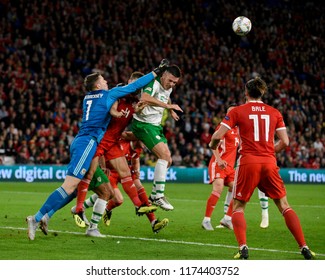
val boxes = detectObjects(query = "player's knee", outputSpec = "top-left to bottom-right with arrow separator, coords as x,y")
274,197 -> 290,213
115,198 -> 123,206
162,154 -> 172,166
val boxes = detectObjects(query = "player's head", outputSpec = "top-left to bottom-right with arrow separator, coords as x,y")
245,76 -> 267,99
128,71 -> 144,97
84,72 -> 108,91
128,71 -> 144,83
161,64 -> 181,90
226,103 -> 237,113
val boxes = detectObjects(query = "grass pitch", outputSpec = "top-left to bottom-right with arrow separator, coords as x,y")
0,182 -> 324,260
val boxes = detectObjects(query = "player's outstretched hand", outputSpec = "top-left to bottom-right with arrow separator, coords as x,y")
153,59 -> 170,76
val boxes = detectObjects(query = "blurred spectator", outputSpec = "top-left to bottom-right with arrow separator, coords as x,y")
200,123 -> 212,146
0,0 -> 324,169
313,138 -> 324,156
144,154 -> 158,167
171,150 -> 183,167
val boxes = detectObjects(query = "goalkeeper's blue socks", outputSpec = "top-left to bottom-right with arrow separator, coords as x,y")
35,186 -> 75,222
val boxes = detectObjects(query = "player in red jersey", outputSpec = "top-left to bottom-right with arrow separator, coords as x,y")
81,138 -> 168,233
102,138 -> 169,233
202,104 -> 239,231
72,72 -> 157,227
209,76 -> 315,260
203,104 -> 269,231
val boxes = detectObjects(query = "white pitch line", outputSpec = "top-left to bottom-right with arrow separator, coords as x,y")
1,226 -> 324,257
0,191 -> 324,208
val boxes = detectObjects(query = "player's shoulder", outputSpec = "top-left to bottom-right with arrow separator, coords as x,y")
264,103 -> 282,115
143,79 -> 156,92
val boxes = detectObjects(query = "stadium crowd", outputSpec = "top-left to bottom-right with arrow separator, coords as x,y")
0,0 -> 324,169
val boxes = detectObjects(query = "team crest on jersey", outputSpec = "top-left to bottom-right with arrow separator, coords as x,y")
97,177 -> 102,183
156,135 -> 161,140
80,168 -> 87,176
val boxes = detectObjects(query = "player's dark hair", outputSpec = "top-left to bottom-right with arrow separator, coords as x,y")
245,76 -> 267,98
167,65 -> 181,78
84,72 -> 101,91
227,103 -> 237,110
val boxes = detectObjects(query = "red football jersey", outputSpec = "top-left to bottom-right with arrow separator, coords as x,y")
210,125 -> 239,168
102,97 -> 137,142
221,101 -> 286,165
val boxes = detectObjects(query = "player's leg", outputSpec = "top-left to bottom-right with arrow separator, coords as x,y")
223,186 -> 233,216
134,179 -> 155,222
39,188 -> 77,235
262,164 -> 315,259
83,193 -> 99,210
132,120 -> 173,210
26,175 -> 80,240
134,178 -> 169,233
258,189 -> 269,228
232,198 -> 249,259
274,196 -> 315,259
151,142 -> 173,210
103,185 -> 123,226
110,157 -> 157,215
232,164 -> 259,259
74,156 -> 99,212
219,178 -> 235,229
72,166 -> 101,228
202,178 -> 224,231
86,171 -> 113,237
218,199 -> 233,230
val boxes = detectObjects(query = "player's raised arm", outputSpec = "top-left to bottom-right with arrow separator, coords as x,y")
112,59 -> 170,98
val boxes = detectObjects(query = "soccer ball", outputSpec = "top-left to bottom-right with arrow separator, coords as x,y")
232,16 -> 252,36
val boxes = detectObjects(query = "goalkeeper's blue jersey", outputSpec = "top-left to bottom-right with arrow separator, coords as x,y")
77,72 -> 154,143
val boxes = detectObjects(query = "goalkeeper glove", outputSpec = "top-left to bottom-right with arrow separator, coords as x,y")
153,59 -> 169,76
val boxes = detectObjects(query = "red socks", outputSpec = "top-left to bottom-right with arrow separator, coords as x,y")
121,176 -> 142,207
283,208 -> 307,247
205,191 -> 220,218
232,210 -> 247,247
76,179 -> 90,212
137,186 -> 155,223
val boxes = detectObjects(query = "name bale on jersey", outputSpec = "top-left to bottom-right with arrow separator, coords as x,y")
251,106 -> 266,112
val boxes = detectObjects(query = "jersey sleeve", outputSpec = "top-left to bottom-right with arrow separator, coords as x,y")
220,108 -> 238,129
111,72 -> 155,99
275,109 -> 286,131
142,79 -> 155,96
